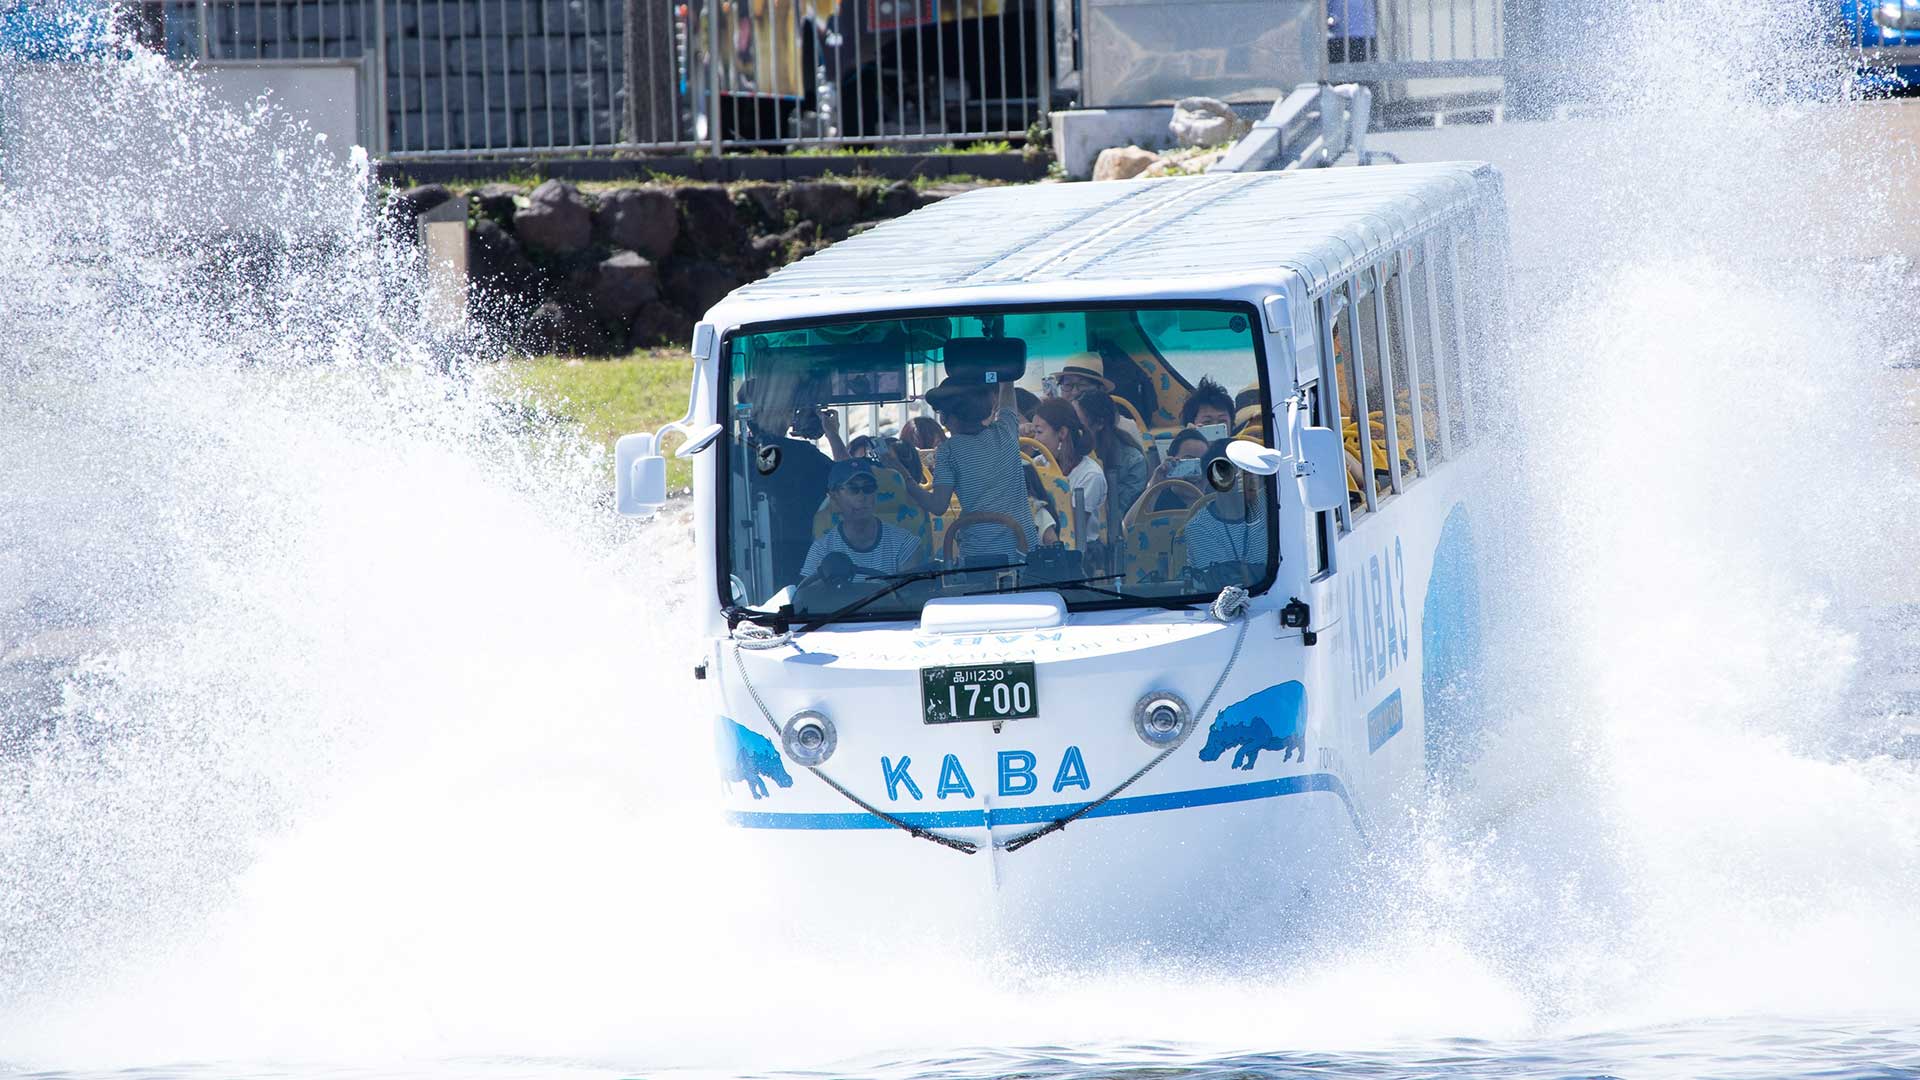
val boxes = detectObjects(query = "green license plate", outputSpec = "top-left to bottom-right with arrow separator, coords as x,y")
920,661 -> 1039,724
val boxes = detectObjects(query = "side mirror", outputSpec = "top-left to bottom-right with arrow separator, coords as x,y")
1224,440 -> 1287,476
615,432 -> 668,514
1295,425 -> 1347,512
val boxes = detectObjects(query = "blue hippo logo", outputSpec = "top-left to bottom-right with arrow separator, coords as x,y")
1422,504 -> 1485,784
715,717 -> 794,799
1199,681 -> 1307,770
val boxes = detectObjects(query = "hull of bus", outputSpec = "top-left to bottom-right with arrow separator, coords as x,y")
696,463 -> 1485,938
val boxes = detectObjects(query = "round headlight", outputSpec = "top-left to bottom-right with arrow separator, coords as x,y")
782,710 -> 837,766
1133,691 -> 1191,747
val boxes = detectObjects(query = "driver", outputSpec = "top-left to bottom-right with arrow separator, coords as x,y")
801,459 -> 923,581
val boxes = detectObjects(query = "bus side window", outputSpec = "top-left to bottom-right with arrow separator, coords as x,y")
1408,246 -> 1445,466
1304,383 -> 1333,572
1330,285 -> 1369,518
1435,235 -> 1472,449
1354,271 -> 1394,503
1380,259 -> 1421,484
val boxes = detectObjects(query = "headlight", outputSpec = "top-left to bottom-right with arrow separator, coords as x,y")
1134,691 -> 1192,747
782,710 -> 837,766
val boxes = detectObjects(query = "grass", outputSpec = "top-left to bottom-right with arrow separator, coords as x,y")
501,347 -> 698,490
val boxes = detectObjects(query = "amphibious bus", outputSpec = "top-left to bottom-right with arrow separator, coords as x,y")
617,163 -> 1509,937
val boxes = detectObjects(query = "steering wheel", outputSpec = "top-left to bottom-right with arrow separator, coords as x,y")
941,512 -> 1032,564
1123,478 -> 1205,533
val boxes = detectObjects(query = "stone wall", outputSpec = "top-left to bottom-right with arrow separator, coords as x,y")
385,176 -> 936,355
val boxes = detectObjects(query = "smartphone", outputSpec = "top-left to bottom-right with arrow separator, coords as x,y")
1168,457 -> 1202,480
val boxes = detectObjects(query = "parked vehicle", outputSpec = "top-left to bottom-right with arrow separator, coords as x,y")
1842,0 -> 1920,92
680,0 -> 1046,143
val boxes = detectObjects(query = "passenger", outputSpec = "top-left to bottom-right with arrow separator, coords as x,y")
1050,353 -> 1145,445
1231,385 -> 1264,436
734,376 -> 835,589
1031,398 -> 1107,547
1146,427 -> 1210,511
1179,377 -> 1235,431
1015,386 -> 1043,439
903,415 -> 947,451
902,375 -> 1037,564
1184,439 -> 1270,586
801,459 -> 923,581
1076,390 -> 1149,540
845,433 -> 874,460
1025,461 -> 1061,546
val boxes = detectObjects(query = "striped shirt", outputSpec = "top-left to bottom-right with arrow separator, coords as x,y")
801,522 -> 923,580
1184,504 -> 1270,575
933,403 -> 1039,563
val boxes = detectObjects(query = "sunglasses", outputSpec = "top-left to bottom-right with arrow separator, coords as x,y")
841,480 -> 878,494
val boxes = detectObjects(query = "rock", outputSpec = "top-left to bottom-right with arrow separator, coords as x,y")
590,250 -> 661,318
469,183 -> 524,227
513,179 -> 594,256
785,181 -> 860,228
1092,145 -> 1158,182
873,180 -> 923,219
664,258 -> 740,317
518,297 -> 610,355
1141,147 -> 1228,178
675,185 -> 745,258
384,183 -> 454,241
750,221 -> 818,269
630,301 -> 695,348
469,219 -> 538,295
1169,96 -> 1247,149
733,182 -> 787,229
594,186 -> 678,262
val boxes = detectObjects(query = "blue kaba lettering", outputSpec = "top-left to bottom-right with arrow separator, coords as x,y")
878,749 -> 1093,801
1347,535 -> 1413,702
936,754 -> 975,799
881,756 -> 923,801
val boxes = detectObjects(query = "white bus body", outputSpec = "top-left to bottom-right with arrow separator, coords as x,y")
622,164 -> 1510,938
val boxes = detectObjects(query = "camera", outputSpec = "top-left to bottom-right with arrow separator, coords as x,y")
790,406 -> 825,440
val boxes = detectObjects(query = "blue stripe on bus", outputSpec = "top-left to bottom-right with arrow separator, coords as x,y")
726,772 -> 1360,832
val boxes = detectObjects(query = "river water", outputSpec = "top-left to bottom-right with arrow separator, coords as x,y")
4,3 -> 1920,1079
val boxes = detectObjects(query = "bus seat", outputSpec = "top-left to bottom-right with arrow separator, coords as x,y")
1110,394 -> 1148,435
1021,436 -> 1064,477
1025,448 -> 1076,550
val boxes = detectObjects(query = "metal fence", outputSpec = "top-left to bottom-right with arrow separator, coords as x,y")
1327,0 -> 1506,119
158,0 -> 1052,158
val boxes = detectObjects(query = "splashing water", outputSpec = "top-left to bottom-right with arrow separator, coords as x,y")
3,2 -> 1920,1075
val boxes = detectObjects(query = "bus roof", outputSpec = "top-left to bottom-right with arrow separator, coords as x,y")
708,161 -> 1502,328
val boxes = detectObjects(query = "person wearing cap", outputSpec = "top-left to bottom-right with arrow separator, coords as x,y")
1184,438 -> 1270,585
801,459 -> 924,581
1050,352 -> 1145,444
901,372 -> 1037,564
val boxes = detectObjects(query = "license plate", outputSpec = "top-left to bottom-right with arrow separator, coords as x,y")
920,661 -> 1039,725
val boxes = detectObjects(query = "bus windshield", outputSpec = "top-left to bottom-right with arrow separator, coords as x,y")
721,304 -> 1277,622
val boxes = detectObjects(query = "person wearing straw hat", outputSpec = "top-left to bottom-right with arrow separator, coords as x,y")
900,372 -> 1037,565
1050,352 -> 1144,445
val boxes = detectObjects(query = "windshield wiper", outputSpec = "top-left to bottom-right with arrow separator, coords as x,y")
796,561 -> 1024,634
957,574 -> 1196,611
